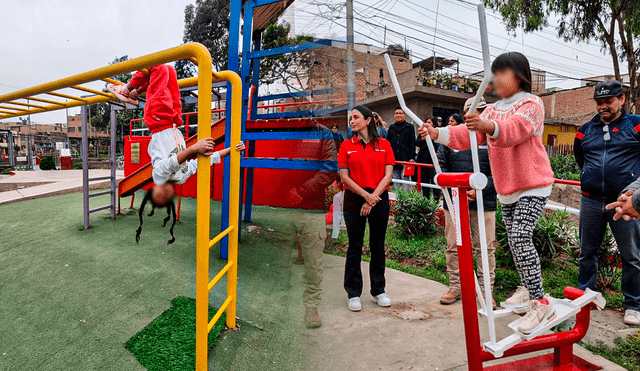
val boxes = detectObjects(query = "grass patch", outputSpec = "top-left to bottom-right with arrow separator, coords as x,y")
125,296 -> 226,371
583,332 -> 640,371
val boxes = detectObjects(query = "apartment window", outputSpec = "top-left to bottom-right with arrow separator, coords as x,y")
68,127 -> 75,133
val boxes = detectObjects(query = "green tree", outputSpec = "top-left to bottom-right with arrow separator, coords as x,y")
484,0 -> 640,112
260,22 -> 314,92
175,0 -> 230,79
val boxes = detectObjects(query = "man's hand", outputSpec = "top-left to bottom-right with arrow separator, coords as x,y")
192,138 -> 215,156
235,141 -> 246,152
360,203 -> 372,216
364,192 -> 381,207
285,188 -> 303,206
419,122 -> 438,140
465,112 -> 494,135
606,190 -> 640,221
467,189 -> 476,202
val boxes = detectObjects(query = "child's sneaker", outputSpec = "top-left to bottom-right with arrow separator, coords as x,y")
517,300 -> 556,334
503,285 -> 530,313
107,83 -> 138,105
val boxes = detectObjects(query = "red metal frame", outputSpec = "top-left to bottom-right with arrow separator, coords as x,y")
395,160 -> 434,192
436,172 -> 600,371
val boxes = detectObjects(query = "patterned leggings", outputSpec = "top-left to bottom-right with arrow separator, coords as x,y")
501,196 -> 548,300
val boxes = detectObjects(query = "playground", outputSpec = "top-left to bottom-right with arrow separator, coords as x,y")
1,0 -> 639,370
0,188 -> 628,371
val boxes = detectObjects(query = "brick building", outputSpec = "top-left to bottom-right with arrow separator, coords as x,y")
0,121 -> 68,160
539,85 -> 596,146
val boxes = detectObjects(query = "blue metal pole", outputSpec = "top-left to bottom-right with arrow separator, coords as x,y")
244,29 -> 261,223
221,0 -> 243,259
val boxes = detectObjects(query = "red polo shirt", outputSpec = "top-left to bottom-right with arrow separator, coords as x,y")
338,136 -> 395,190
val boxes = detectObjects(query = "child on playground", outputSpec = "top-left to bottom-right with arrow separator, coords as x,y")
108,64 -> 245,242
420,52 -> 555,334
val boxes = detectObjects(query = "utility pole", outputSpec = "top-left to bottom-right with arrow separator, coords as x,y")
346,0 -> 355,114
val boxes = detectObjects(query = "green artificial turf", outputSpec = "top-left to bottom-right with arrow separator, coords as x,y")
125,296 -> 226,371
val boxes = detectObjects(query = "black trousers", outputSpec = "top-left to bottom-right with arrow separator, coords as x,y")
343,193 -> 390,298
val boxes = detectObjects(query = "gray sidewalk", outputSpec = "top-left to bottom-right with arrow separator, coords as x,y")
0,169 -> 124,205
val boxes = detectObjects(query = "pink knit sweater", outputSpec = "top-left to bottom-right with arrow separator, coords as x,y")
444,93 -> 554,197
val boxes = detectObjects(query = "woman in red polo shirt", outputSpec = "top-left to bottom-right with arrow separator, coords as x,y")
338,105 -> 395,312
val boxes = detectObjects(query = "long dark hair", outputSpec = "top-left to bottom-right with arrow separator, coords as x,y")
352,105 -> 380,144
491,52 -> 532,93
136,188 -> 177,245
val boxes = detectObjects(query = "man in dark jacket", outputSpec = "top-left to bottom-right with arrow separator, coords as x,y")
437,97 -> 497,307
387,107 -> 416,190
575,80 -> 640,325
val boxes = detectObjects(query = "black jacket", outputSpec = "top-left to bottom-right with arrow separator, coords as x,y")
415,137 -> 438,165
437,144 -> 497,211
575,109 -> 640,202
387,120 -> 416,169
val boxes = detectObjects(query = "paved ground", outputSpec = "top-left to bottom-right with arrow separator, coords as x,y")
0,170 -> 633,370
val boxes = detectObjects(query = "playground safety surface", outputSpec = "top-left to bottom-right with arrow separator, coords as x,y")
0,181 -> 631,370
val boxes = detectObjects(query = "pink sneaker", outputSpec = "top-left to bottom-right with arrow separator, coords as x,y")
107,83 -> 138,105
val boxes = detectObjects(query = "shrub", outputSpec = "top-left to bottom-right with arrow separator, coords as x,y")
39,156 -> 56,170
495,204 -> 576,262
1,167 -> 14,174
550,153 -> 580,180
391,188 -> 441,237
72,161 -> 83,169
595,225 -> 621,291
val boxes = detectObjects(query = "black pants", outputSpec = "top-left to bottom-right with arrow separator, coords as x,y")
343,191 -> 390,298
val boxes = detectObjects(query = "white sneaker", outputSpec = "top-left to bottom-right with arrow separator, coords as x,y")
503,285 -> 530,313
371,293 -> 391,307
624,309 -> 640,325
348,297 -> 362,312
517,300 -> 556,334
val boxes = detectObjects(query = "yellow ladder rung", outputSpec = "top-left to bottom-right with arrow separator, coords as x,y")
26,96 -> 66,107
47,92 -> 88,102
208,225 -> 234,249
6,101 -> 47,109
208,296 -> 233,332
71,85 -> 112,98
208,261 -> 234,291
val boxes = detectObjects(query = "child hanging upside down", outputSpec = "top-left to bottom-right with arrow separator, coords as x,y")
420,52 -> 555,334
108,64 -> 245,243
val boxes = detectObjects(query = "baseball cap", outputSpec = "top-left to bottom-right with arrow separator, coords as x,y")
593,80 -> 623,99
464,96 -> 487,112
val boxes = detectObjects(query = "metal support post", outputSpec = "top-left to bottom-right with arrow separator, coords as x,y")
346,0 -> 355,112
82,105 -> 90,229
110,109 -> 116,219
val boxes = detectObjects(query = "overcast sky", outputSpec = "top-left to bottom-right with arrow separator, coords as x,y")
0,0 -> 616,125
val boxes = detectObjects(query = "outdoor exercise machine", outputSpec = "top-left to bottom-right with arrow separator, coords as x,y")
385,3 -> 606,370
0,43 -> 242,371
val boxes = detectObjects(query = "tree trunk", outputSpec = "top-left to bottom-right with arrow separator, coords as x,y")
616,15 -> 637,113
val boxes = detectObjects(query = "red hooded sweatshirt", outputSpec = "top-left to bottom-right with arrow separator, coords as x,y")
129,64 -> 183,134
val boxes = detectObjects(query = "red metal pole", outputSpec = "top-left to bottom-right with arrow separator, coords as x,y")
416,165 -> 422,192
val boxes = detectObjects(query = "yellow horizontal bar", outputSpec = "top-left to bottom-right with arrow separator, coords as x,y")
208,296 -> 232,333
208,226 -> 234,249
0,109 -> 21,115
0,105 -> 30,113
5,101 -> 47,109
71,85 -> 112,98
25,96 -> 66,107
208,261 -> 234,292
47,92 -> 88,102
101,77 -> 122,85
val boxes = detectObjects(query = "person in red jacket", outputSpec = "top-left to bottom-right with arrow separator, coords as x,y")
108,65 -> 244,243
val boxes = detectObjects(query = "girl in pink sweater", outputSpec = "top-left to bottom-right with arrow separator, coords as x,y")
420,52 -> 555,334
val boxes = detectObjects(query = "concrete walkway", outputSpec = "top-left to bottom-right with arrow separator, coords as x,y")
0,173 -> 632,371
0,169 -> 124,205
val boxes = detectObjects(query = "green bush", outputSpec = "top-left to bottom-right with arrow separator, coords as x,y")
391,188 -> 441,237
495,204 -> 576,262
1,167 -> 14,174
39,156 -> 56,170
550,153 -> 580,180
72,161 -> 83,169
